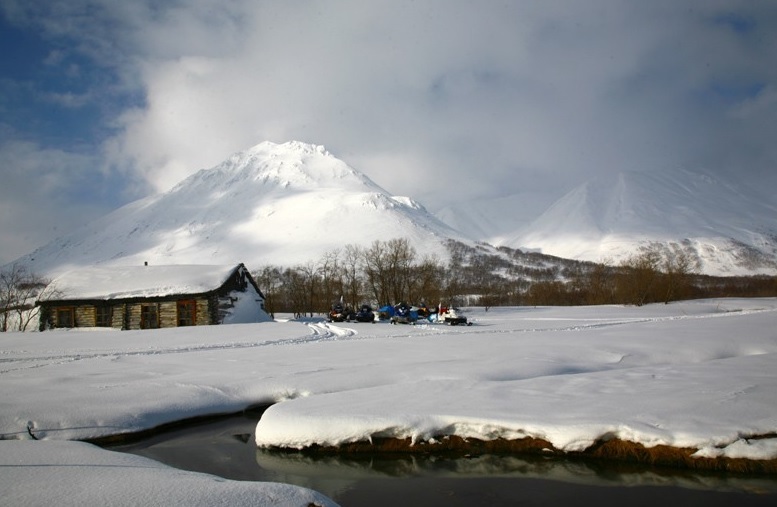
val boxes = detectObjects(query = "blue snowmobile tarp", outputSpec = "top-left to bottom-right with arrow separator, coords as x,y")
378,305 -> 395,317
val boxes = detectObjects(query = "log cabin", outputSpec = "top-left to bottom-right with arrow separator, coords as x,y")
37,263 -> 269,330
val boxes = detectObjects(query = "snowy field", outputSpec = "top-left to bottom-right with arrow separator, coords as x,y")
2,298 -> 777,505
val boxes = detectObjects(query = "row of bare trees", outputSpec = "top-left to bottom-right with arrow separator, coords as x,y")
254,239 -> 776,316
253,238 -> 459,317
0,264 -> 49,332
523,244 -> 743,306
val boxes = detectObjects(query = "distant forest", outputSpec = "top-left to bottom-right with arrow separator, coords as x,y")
251,238 -> 777,317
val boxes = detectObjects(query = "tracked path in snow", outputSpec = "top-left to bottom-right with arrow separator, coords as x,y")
338,305 -> 776,341
0,322 -> 354,375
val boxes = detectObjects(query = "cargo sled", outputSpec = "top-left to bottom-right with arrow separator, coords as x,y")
437,305 -> 471,326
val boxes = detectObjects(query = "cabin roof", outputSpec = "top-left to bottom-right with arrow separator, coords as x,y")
38,264 -> 245,302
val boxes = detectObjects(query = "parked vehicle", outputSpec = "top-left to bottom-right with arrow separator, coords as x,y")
437,306 -> 471,326
391,302 -> 416,325
377,304 -> 394,321
327,302 -> 353,322
353,304 -> 376,323
415,303 -> 432,319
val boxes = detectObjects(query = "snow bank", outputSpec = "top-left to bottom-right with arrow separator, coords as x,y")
253,299 -> 777,461
1,441 -> 336,507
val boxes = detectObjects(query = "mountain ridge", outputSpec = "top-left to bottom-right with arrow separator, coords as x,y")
6,142 -> 776,278
498,169 -> 777,275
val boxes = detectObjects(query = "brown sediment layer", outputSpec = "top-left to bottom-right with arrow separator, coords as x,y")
269,435 -> 777,475
79,407 -> 776,475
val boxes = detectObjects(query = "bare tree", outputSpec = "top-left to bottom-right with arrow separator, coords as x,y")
363,240 -> 391,305
384,238 -> 417,303
616,248 -> 662,306
317,249 -> 345,310
298,262 -> 321,316
281,267 -> 311,318
524,281 -> 567,306
0,267 -> 15,332
659,243 -> 698,304
341,244 -> 364,307
360,238 -> 422,305
584,260 -> 616,305
409,254 -> 445,306
1,264 -> 49,332
253,265 -> 284,318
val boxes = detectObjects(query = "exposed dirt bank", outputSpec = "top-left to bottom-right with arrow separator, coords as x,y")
81,407 -> 776,475
266,435 -> 777,475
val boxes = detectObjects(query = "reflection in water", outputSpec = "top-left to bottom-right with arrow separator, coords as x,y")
108,413 -> 777,506
255,448 -> 777,499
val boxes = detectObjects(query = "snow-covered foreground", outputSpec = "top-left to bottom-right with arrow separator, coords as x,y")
2,299 -> 777,504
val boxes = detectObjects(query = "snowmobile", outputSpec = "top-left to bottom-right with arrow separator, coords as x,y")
390,302 -> 416,325
327,302 -> 352,322
415,303 -> 432,319
437,306 -> 471,326
377,305 -> 394,321
353,304 -> 376,323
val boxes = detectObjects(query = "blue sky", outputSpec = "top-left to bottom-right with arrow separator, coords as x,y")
1,0 -> 776,266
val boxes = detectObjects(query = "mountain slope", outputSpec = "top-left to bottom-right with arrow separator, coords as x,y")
11,144 -> 776,279
14,141 -> 469,277
434,189 -> 559,246
501,170 -> 777,276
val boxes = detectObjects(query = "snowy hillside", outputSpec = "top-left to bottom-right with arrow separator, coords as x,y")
12,141 -> 469,277
434,189 -> 559,246
498,170 -> 777,276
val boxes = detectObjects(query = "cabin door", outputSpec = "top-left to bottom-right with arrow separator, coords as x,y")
177,300 -> 196,326
140,303 -> 159,329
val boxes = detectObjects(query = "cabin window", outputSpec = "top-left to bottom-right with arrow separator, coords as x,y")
95,306 -> 113,327
177,300 -> 196,326
140,304 -> 159,329
56,307 -> 75,328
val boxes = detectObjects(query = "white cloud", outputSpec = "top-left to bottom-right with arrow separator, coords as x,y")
96,2 -> 774,200
2,0 -> 777,262
0,139 -> 140,265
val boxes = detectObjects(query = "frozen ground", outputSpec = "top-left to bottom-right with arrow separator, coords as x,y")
1,298 -> 776,505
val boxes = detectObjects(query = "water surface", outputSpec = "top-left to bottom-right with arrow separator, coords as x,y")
107,411 -> 777,506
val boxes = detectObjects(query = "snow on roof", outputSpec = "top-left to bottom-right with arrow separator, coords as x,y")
40,264 -> 242,302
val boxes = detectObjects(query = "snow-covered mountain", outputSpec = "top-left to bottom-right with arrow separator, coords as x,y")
496,170 -> 777,276
13,141 -> 469,277
9,141 -> 775,279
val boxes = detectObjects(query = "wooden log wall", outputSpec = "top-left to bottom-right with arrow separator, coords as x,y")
75,306 -> 95,327
197,299 -> 210,325
44,296 -> 218,330
111,304 -> 125,329
126,303 -> 144,330
159,301 -> 177,328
